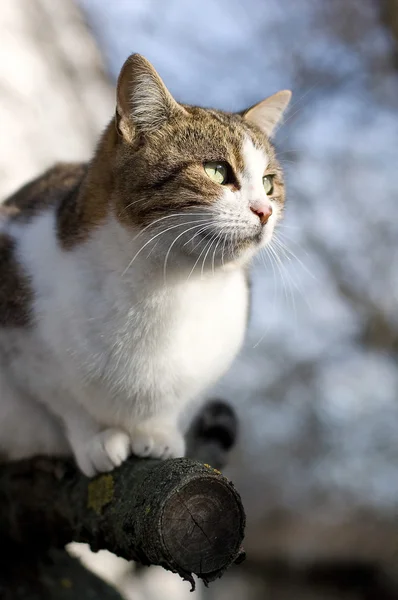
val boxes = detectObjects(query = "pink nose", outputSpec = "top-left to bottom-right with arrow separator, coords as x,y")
250,202 -> 273,225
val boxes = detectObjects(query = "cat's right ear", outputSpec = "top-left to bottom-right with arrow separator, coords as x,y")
242,90 -> 292,138
116,54 -> 186,141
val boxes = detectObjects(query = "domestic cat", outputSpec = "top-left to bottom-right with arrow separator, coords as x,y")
0,54 -> 291,476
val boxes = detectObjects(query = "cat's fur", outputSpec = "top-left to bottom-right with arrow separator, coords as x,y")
0,54 -> 291,476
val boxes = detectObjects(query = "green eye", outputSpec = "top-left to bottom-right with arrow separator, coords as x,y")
263,175 -> 274,195
204,162 -> 228,185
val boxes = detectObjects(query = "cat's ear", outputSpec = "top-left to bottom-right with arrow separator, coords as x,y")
116,53 -> 186,139
242,90 -> 292,138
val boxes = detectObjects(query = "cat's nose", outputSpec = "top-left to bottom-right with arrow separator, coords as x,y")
250,202 -> 273,225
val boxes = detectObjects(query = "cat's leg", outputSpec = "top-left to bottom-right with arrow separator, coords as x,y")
129,412 -> 186,460
60,404 -> 131,477
73,426 -> 131,477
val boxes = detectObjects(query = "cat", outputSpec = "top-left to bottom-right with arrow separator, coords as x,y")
0,54 -> 291,476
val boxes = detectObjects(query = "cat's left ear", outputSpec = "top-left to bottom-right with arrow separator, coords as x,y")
242,90 -> 292,138
116,53 -> 186,140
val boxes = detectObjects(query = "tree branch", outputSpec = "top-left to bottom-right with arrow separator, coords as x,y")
0,401 -> 245,591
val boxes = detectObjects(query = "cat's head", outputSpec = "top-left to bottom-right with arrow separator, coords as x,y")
112,54 -> 291,269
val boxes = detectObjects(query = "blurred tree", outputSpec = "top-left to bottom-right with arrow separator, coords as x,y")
0,0 -> 113,201
380,0 -> 398,60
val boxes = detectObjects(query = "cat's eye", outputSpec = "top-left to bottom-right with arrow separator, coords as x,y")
263,175 -> 274,195
204,162 -> 229,185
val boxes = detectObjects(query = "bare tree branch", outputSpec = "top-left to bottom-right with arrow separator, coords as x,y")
0,401 -> 245,595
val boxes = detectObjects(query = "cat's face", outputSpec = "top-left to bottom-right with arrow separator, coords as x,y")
113,54 -> 291,269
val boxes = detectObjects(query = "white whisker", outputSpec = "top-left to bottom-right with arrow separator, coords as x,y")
122,218 -> 210,276
201,232 -> 220,279
133,212 -> 214,241
187,232 -> 217,281
220,226 -> 231,268
273,232 -> 318,282
183,220 -> 214,248
251,245 -> 278,349
162,221 -> 214,283
211,228 -> 228,275
267,242 -> 296,320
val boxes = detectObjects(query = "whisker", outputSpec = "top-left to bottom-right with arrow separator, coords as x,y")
267,242 -> 295,318
211,227 -> 228,275
275,223 -> 300,230
221,229 -> 228,268
269,238 -> 314,316
273,233 -> 318,282
200,231 -> 219,279
183,221 -> 214,248
251,246 -> 278,348
162,221 -> 214,284
122,218 -> 210,276
271,239 -> 315,312
120,198 -> 146,213
132,211 -> 215,241
274,80 -> 322,140
187,231 -> 218,281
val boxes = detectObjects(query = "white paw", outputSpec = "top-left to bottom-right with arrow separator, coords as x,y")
74,428 -> 131,477
130,423 -> 185,460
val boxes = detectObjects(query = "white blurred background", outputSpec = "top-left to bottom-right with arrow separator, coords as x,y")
1,0 -> 398,598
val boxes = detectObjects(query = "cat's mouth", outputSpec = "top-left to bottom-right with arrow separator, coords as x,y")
192,225 -> 266,260
199,226 -> 263,244
235,230 -> 264,252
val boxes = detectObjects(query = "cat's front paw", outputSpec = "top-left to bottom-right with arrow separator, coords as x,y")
130,422 -> 185,460
74,428 -> 131,477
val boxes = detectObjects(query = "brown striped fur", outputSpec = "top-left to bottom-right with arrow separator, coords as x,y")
0,233 -> 33,326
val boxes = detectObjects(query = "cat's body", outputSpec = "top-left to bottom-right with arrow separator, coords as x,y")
0,54 -> 291,475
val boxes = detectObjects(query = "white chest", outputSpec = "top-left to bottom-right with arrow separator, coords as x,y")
14,212 -> 250,420
167,268 -> 249,388
106,268 -> 249,412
